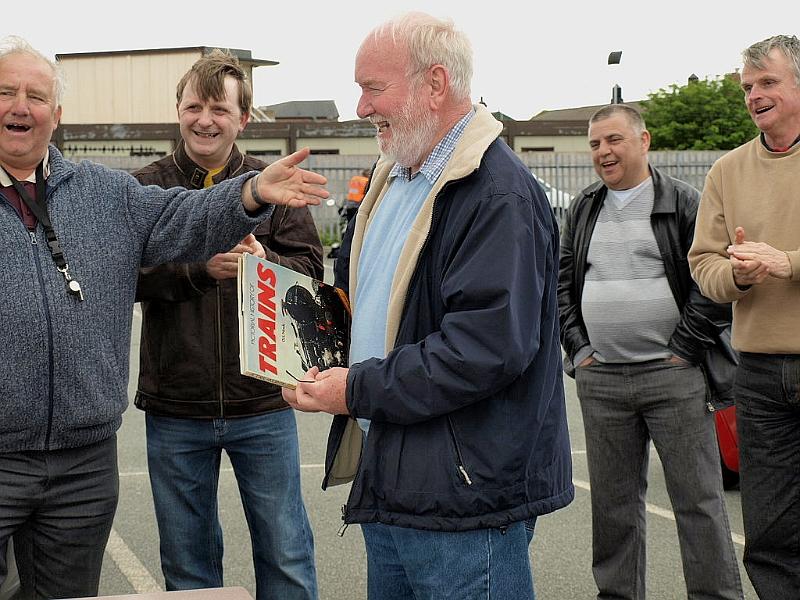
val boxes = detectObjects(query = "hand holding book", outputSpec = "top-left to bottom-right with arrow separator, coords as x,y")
209,234 -> 264,280
283,366 -> 350,415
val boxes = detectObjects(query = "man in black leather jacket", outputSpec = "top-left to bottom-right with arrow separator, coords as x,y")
133,51 -> 321,600
559,104 -> 743,600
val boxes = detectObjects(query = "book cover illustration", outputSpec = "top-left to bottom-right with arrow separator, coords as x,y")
238,253 -> 350,389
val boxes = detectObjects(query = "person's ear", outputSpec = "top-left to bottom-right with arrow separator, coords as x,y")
427,64 -> 449,110
641,129 -> 651,152
239,110 -> 250,132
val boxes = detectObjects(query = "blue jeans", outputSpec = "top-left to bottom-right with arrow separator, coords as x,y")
146,410 -> 318,600
576,360 -> 742,600
736,353 -> 800,600
360,521 -> 534,600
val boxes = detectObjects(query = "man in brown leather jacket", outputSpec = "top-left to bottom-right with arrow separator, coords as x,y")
133,50 -> 321,600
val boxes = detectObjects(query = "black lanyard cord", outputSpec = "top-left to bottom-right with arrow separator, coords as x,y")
4,161 -> 84,301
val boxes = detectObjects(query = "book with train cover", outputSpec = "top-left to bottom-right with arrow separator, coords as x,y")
237,253 -> 350,389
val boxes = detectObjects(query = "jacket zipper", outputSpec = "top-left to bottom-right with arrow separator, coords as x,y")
337,503 -> 349,537
447,416 -> 472,486
216,285 -> 224,415
28,225 -> 56,448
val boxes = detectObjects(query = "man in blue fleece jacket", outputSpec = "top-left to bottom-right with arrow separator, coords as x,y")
0,36 -> 327,599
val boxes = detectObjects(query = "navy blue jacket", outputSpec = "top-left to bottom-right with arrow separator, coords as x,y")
323,106 -> 574,531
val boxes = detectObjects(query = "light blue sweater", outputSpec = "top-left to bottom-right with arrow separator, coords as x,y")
0,146 -> 269,452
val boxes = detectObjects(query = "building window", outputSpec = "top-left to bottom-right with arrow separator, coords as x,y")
309,149 -> 340,155
521,146 -> 555,152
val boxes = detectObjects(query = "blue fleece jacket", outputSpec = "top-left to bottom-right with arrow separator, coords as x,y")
0,146 -> 268,452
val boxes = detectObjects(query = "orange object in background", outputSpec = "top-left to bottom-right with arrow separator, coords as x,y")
346,173 -> 369,203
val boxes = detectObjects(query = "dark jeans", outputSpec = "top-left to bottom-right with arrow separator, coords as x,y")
736,353 -> 800,600
576,360 -> 742,600
0,436 -> 119,599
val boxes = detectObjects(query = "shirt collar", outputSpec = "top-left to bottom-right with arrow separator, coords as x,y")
389,110 -> 474,184
173,140 -> 242,189
0,149 -> 51,187
759,131 -> 800,152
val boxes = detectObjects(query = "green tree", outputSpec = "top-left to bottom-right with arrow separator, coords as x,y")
641,76 -> 757,150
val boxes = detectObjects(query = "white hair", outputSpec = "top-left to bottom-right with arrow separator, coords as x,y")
369,12 -> 473,103
0,35 -> 65,105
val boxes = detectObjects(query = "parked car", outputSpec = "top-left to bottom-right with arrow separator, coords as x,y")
715,405 -> 739,490
531,172 -> 573,221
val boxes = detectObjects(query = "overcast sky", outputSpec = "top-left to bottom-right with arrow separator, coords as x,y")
13,0 -> 800,121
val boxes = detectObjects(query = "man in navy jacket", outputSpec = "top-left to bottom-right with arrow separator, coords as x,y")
284,12 -> 573,600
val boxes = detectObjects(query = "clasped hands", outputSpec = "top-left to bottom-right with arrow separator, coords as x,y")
727,226 -> 791,287
282,366 -> 350,415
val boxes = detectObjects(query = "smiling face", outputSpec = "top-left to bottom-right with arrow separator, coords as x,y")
0,52 -> 61,178
741,48 -> 800,149
588,113 -> 651,191
354,35 -> 438,171
178,75 -> 248,170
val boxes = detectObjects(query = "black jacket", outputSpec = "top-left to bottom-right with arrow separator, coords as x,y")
133,142 -> 323,418
558,166 -> 732,379
324,107 -> 574,531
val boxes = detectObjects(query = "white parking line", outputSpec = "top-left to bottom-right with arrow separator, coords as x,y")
572,478 -> 746,547
105,528 -> 161,593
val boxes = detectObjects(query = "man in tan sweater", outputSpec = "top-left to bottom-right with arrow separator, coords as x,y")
689,34 -> 800,600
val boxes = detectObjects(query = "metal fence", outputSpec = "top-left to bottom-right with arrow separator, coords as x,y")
76,150 -> 726,243
297,155 -> 377,243
518,150 -> 727,219
307,150 -> 726,239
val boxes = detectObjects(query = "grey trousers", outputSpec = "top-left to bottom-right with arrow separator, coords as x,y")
575,360 -> 742,600
0,436 -> 119,599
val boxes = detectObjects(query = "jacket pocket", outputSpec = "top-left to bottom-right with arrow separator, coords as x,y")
447,416 -> 473,486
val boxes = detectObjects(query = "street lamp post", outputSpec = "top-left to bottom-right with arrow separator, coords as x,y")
608,50 -> 623,104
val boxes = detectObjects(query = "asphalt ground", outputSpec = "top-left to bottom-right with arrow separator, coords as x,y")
97,258 -> 758,599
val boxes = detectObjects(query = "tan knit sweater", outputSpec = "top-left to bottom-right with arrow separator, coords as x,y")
689,137 -> 800,353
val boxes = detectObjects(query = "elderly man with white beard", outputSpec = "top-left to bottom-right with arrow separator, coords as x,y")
283,12 -> 573,600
